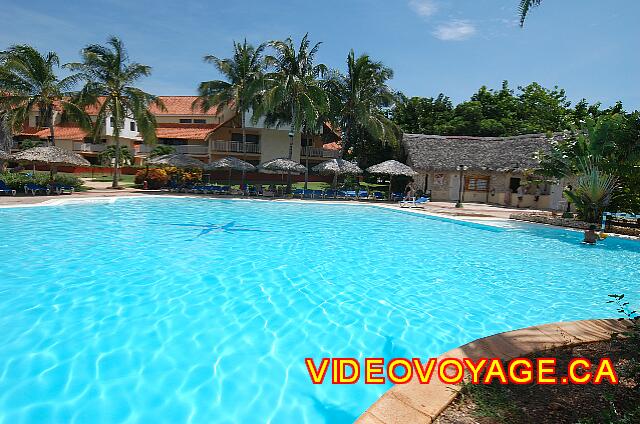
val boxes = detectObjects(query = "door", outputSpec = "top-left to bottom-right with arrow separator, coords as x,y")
449,173 -> 460,201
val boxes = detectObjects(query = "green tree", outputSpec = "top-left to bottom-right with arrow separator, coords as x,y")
392,94 -> 454,134
67,37 -> 163,188
194,40 -> 266,184
260,34 -> 328,192
149,144 -> 175,158
0,45 -> 84,146
539,113 -> 640,215
391,81 -> 576,137
325,50 -> 400,167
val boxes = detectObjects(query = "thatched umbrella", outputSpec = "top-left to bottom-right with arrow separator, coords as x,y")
205,156 -> 256,172
205,156 -> 256,186
367,160 -> 417,200
147,153 -> 204,169
257,158 -> 306,194
12,146 -> 90,178
257,158 -> 306,173
312,159 -> 362,194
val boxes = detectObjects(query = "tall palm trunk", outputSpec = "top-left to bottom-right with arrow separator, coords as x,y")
48,110 -> 57,180
112,135 -> 121,188
241,109 -> 247,188
286,103 -> 295,194
112,106 -> 121,188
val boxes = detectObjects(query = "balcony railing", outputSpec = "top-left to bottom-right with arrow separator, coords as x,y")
212,141 -> 261,154
72,142 -> 107,153
174,145 -> 209,155
301,146 -> 341,158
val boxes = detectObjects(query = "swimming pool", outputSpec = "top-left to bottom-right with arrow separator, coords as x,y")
0,197 -> 638,423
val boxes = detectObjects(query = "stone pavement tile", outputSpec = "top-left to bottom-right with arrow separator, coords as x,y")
365,393 -> 432,424
392,380 -> 460,420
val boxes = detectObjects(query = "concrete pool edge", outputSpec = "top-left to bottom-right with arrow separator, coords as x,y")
3,194 -> 638,240
0,194 -> 521,228
355,318 -> 630,424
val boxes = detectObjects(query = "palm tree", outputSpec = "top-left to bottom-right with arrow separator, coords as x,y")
325,50 -> 400,166
564,161 -> 618,223
0,45 -> 84,147
260,34 -> 328,192
194,40 -> 266,186
518,0 -> 542,26
67,37 -> 163,188
99,144 -> 134,167
149,144 -> 175,158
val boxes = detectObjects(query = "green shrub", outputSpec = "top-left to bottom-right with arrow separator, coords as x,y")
0,172 -> 85,191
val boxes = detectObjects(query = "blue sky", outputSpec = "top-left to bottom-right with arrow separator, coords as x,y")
1,0 -> 638,110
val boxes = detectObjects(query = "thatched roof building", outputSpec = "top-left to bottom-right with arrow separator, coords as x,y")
403,133 -> 565,173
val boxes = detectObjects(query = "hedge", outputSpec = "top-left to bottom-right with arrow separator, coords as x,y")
0,173 -> 85,191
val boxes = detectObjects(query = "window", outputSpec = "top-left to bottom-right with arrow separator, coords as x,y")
34,115 -> 41,126
509,177 -> 521,193
465,176 -> 490,192
179,119 -> 193,124
109,117 -> 115,127
130,121 -> 136,131
193,119 -> 206,124
301,137 -> 313,147
231,133 -> 260,143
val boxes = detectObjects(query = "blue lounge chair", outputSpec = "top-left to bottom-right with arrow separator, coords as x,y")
292,189 -> 304,198
391,192 -> 404,201
344,190 -> 357,199
0,181 -> 16,196
312,190 -> 324,199
24,183 -> 50,196
50,183 -> 75,195
323,189 -> 340,199
400,196 -> 430,208
372,191 -> 385,200
358,190 -> 368,199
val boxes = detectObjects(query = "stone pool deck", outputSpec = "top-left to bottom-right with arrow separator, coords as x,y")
356,318 -> 629,424
0,188 -> 541,221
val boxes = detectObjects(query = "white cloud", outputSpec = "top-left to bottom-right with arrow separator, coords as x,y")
408,0 -> 438,17
433,20 -> 477,41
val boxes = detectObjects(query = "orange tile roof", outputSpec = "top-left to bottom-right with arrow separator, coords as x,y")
52,96 -> 220,116
152,96 -> 220,116
155,123 -> 220,140
19,125 -> 87,141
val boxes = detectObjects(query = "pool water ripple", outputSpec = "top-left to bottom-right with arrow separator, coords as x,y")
0,198 -> 638,423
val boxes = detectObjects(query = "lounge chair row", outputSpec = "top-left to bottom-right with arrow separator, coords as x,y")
0,181 -> 75,196
23,183 -> 75,196
165,183 -> 232,194
292,189 -> 407,201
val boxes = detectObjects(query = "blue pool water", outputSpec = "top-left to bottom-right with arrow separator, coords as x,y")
0,197 -> 638,423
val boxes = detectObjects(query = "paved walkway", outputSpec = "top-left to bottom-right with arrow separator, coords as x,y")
356,318 -> 629,424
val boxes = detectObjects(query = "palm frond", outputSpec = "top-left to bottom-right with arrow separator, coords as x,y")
519,0 -> 542,27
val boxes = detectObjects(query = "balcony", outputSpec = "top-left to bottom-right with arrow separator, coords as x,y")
301,146 -> 341,158
212,141 -> 261,154
174,145 -> 209,155
72,142 -> 107,153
